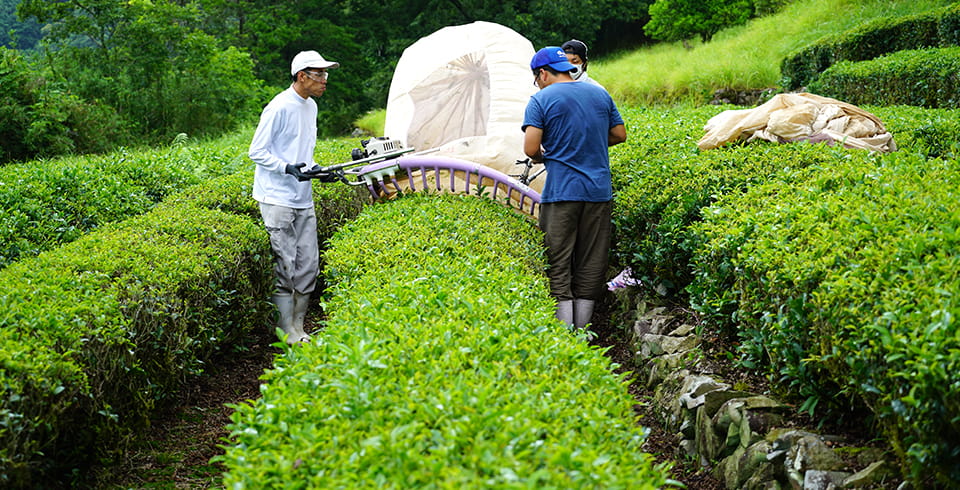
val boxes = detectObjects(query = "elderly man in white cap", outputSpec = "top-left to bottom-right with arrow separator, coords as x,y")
249,50 -> 339,344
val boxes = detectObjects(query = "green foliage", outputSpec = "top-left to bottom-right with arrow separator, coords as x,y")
780,3 -> 960,90
8,0 -> 654,147
0,0 -> 41,49
608,101 -> 960,304
871,105 -> 960,159
0,157 -> 364,487
609,104 -> 838,296
15,0 -> 263,150
235,8 -> 371,136
0,130 -> 260,269
0,47 -> 132,162
353,109 -> 386,137
0,199 -> 272,486
609,103 -> 960,483
688,151 -> 960,485
0,130 -> 359,273
599,0 -> 955,106
753,0 -> 792,16
645,0 -> 753,43
219,194 -> 670,488
808,46 -> 960,109
198,0 -> 653,135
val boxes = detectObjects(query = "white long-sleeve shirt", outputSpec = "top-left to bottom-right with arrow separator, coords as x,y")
249,86 -> 318,208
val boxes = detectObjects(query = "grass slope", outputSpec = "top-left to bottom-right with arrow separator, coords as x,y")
587,0 -> 956,105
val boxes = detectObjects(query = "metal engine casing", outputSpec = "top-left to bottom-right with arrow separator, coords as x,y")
352,137 -> 404,161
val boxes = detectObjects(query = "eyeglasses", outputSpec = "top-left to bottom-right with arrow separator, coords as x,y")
304,70 -> 328,82
532,69 -> 542,87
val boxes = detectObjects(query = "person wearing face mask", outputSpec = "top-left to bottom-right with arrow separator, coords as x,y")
562,39 -> 604,90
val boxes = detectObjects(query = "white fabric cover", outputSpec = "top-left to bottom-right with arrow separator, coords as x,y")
385,21 -> 540,190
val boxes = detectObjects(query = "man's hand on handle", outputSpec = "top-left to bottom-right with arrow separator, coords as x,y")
285,163 -> 339,182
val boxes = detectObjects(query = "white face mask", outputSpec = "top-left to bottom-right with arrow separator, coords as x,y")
571,64 -> 584,80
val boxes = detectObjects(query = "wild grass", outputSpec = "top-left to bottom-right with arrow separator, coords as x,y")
353,109 -> 387,136
590,0 -> 956,105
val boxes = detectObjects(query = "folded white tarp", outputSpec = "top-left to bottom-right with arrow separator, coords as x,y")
698,92 -> 896,152
385,21 -> 540,190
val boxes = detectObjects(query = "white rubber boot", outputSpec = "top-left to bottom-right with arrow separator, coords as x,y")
292,292 -> 311,343
574,298 -> 595,330
555,299 -> 574,327
271,293 -> 299,345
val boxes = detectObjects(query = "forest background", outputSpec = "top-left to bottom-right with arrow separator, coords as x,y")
0,0 -> 791,164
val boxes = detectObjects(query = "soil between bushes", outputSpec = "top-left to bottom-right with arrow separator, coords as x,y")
96,297 -> 880,489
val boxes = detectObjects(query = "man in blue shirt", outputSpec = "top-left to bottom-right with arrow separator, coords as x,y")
522,46 -> 626,331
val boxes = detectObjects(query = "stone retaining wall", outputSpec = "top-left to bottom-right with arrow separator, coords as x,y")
618,297 -> 898,489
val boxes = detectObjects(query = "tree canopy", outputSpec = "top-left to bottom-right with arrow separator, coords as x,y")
0,0 -> 41,48
645,0 -> 753,43
1,0 -> 777,163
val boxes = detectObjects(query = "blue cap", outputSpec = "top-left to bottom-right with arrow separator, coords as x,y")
530,46 -> 576,72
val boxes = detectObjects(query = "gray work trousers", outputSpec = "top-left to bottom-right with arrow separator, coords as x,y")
260,203 -> 319,295
539,200 -> 612,301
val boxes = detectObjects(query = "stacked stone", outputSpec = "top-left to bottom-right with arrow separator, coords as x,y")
628,305 -> 895,489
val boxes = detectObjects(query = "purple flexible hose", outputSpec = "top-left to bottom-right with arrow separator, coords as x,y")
359,155 -> 541,215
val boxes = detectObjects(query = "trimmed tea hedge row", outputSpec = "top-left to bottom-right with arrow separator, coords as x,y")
688,151 -> 960,485
0,132 -> 254,270
609,104 -> 960,484
0,170 -> 363,487
0,200 -> 270,487
219,194 -> 671,488
780,3 -> 960,90
610,104 -> 960,296
609,105 -> 839,295
875,104 -> 960,159
808,46 -> 960,109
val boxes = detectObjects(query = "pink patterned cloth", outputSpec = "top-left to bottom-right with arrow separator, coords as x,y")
607,268 -> 640,291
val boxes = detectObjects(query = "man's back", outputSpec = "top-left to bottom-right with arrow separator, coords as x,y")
523,81 -> 622,203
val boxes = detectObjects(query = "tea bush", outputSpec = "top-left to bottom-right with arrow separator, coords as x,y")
780,3 -> 960,90
871,105 -> 960,159
0,201 -> 271,486
0,168 -> 364,487
595,103 -> 960,485
219,194 -> 671,488
0,132 -> 355,272
609,104 -> 960,297
0,132 -> 253,270
808,46 -> 960,109
609,105 -> 837,295
687,151 -> 960,484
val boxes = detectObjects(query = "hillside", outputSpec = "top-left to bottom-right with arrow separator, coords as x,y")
592,0 -> 956,106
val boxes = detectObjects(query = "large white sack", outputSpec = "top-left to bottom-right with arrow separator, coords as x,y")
384,21 -> 540,190
698,92 -> 896,153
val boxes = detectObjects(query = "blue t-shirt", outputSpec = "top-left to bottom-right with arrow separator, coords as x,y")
522,81 -> 624,203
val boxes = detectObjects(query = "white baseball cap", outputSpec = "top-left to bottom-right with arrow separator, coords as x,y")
290,50 -> 340,76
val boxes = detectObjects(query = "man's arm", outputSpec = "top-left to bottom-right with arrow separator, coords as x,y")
608,124 -> 626,146
524,126 -> 545,162
249,106 -> 287,172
